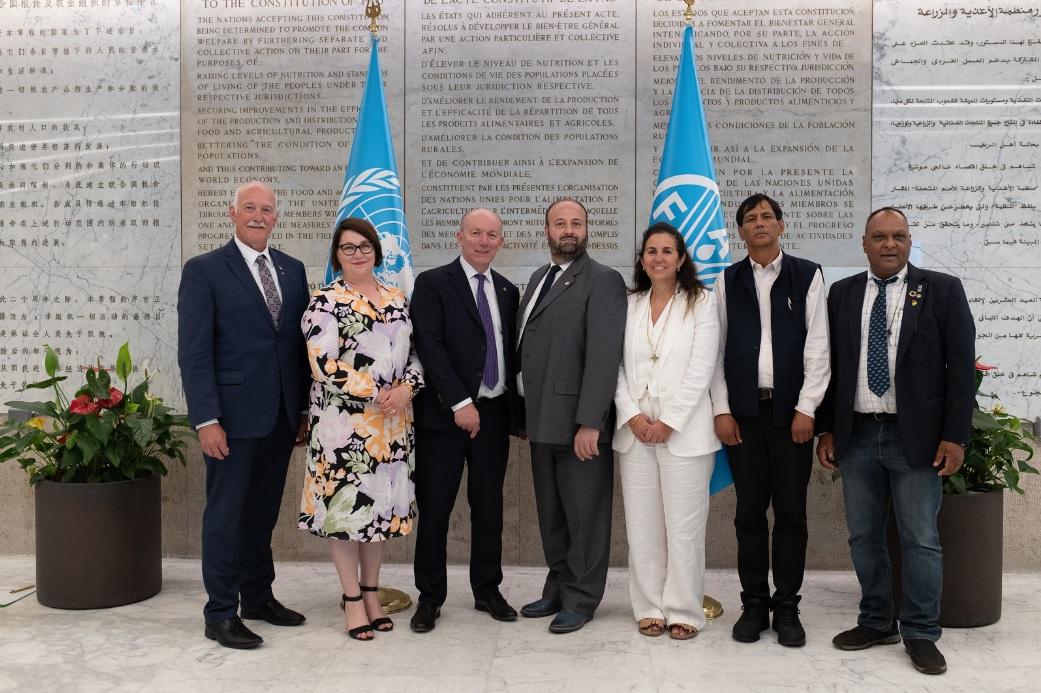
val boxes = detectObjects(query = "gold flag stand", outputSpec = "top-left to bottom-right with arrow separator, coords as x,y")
358,0 -> 410,616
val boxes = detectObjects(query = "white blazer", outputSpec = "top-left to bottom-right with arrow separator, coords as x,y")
613,288 -> 722,457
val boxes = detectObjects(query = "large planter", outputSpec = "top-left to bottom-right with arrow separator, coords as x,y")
888,489 -> 1003,628
35,474 -> 162,609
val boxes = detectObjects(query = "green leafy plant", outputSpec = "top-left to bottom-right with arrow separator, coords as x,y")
0,343 -> 192,485
946,361 -> 1039,495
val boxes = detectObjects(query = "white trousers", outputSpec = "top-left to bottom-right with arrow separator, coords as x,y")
619,405 -> 712,628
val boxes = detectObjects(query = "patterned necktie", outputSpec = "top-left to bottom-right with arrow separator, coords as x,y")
474,274 -> 498,390
255,255 -> 282,327
867,275 -> 899,396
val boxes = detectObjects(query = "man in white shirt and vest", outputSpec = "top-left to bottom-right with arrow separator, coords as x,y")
709,192 -> 831,647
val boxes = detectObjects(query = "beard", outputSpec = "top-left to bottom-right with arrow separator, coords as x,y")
548,233 -> 587,260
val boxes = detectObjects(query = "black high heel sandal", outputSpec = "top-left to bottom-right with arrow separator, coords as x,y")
340,593 -> 374,641
359,585 -> 394,632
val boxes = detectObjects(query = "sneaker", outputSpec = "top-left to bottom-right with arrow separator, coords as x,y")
904,639 -> 947,675
771,602 -> 806,647
732,599 -> 770,643
832,625 -> 902,651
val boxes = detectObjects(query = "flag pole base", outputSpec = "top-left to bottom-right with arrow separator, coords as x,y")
703,595 -> 723,620
378,586 -> 412,614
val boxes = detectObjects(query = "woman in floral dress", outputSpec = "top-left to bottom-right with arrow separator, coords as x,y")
299,217 -> 423,641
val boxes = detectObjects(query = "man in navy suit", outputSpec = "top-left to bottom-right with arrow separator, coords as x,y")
409,208 -> 520,633
816,207 -> 975,675
178,181 -> 310,649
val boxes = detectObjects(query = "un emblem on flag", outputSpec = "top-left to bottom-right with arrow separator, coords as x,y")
339,167 -> 413,276
650,174 -> 731,286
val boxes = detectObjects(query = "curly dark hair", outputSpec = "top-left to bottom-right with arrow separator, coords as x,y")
631,222 -> 705,310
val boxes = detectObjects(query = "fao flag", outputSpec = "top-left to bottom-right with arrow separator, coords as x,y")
325,36 -> 415,294
651,24 -> 733,494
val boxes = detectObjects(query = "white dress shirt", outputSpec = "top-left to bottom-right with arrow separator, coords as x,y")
709,251 -> 831,418
452,257 -> 507,410
516,259 -> 573,397
853,266 -> 909,414
632,292 -> 678,399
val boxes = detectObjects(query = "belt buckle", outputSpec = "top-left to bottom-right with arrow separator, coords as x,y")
758,388 -> 773,401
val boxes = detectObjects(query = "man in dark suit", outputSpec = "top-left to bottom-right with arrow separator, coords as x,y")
817,207 -> 975,675
408,208 -> 520,633
709,193 -> 830,647
516,197 -> 627,634
178,181 -> 310,649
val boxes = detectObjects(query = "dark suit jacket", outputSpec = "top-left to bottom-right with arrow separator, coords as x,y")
177,239 -> 309,439
517,251 -> 627,446
817,263 -> 975,469
411,257 -> 520,431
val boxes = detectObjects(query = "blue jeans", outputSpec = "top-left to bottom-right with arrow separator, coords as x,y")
840,417 -> 942,641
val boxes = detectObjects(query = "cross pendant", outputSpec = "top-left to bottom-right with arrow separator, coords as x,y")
650,353 -> 659,362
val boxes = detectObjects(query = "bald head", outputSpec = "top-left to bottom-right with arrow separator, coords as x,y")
457,208 -> 504,273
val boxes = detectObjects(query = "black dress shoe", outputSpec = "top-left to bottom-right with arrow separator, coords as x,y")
205,617 -> 263,650
771,602 -> 806,647
410,602 -> 440,633
832,625 -> 901,651
475,592 -> 518,622
520,597 -> 561,618
548,609 -> 592,634
732,599 -> 770,643
240,598 -> 306,626
904,639 -> 947,674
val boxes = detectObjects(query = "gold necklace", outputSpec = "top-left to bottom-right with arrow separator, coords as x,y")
645,291 -> 677,362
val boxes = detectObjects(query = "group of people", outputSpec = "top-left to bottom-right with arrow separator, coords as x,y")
177,181 -> 974,677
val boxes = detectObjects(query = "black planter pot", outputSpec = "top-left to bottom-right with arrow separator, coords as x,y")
888,489 -> 1003,628
35,474 -> 162,609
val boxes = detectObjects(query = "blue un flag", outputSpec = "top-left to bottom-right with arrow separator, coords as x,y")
325,36 -> 414,294
650,24 -> 733,494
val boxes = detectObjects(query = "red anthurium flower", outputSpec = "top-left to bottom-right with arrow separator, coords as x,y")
97,388 -> 124,409
975,361 -> 996,371
69,394 -> 101,415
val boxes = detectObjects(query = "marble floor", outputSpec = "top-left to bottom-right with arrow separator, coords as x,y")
0,557 -> 1035,693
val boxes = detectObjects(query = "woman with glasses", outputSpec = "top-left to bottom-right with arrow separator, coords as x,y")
613,222 -> 721,641
298,217 -> 424,641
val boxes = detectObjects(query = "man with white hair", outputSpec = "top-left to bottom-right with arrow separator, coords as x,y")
178,181 -> 310,649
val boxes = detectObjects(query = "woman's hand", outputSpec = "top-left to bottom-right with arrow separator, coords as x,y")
643,420 -> 673,445
628,413 -> 653,443
377,383 -> 412,416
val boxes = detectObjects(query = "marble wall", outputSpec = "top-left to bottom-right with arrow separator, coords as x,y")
1,0 -> 1040,566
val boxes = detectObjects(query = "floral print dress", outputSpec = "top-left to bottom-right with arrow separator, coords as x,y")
298,278 -> 424,541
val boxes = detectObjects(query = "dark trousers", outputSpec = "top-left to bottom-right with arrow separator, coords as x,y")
727,400 -> 813,606
413,395 -> 510,607
529,439 -> 614,616
201,411 -> 294,623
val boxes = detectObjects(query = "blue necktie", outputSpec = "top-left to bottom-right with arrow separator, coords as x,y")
867,276 -> 899,397
474,274 -> 498,390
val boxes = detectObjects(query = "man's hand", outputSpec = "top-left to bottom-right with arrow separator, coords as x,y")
199,423 -> 230,460
714,414 -> 742,446
816,432 -> 836,470
294,416 -> 309,447
627,414 -> 653,443
573,425 -> 601,461
644,420 -> 674,446
933,440 -> 965,476
791,411 -> 815,444
454,403 -> 481,439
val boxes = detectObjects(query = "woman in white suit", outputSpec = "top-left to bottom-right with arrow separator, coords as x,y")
614,222 -> 721,640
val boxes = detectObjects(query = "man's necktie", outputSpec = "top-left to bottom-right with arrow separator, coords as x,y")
255,255 -> 282,327
517,264 -> 561,357
474,274 -> 498,390
867,275 -> 899,396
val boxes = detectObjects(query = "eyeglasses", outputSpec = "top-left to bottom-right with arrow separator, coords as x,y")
338,242 -> 375,256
